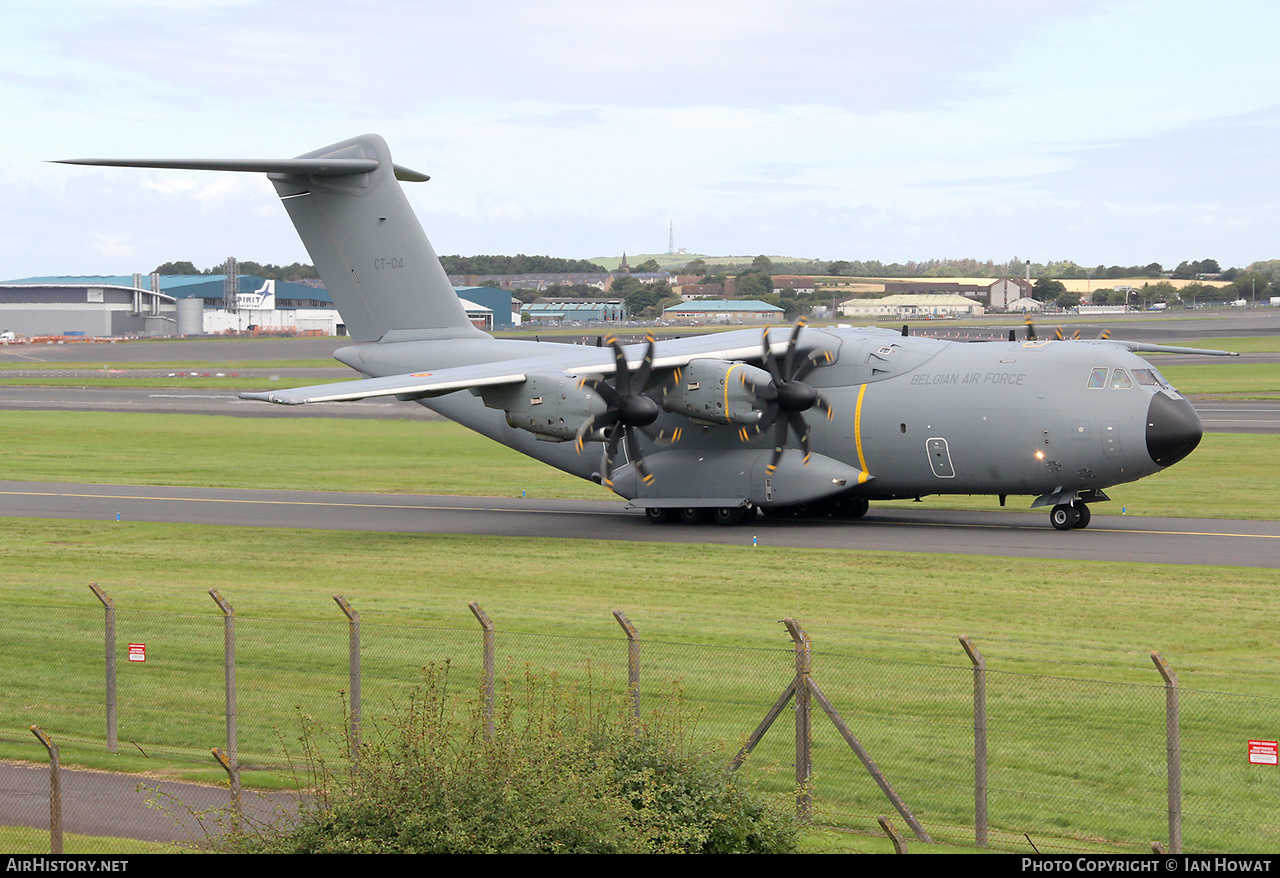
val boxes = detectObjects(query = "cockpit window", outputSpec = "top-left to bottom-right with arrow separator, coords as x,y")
1087,367 -> 1109,389
1109,369 -> 1134,389
1132,369 -> 1159,386
1150,369 -> 1172,389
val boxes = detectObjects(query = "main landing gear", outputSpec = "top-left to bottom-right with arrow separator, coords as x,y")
644,506 -> 758,526
643,495 -> 872,526
1049,502 -> 1091,531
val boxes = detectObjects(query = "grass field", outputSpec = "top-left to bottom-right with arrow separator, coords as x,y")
3,520 -> 1279,853
0,410 -> 1271,519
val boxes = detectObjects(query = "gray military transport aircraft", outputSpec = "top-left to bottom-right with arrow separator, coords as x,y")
59,134 -> 1236,530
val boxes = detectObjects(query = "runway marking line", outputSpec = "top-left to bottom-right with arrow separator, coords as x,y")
1,489 -> 1277,539
0,489 -> 620,516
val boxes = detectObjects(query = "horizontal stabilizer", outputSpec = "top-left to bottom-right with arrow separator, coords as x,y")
53,156 -> 430,182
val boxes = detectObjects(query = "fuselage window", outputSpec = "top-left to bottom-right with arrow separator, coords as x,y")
1110,369 -> 1134,389
1132,369 -> 1159,386
1087,367 -> 1109,389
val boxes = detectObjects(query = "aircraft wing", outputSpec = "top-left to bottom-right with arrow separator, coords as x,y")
1101,341 -> 1239,357
239,332 -> 807,406
239,367 -> 530,405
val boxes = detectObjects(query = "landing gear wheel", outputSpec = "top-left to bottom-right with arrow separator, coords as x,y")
1050,503 -> 1081,531
831,495 -> 870,519
644,507 -> 675,524
1072,503 -> 1091,529
679,507 -> 710,525
713,506 -> 746,526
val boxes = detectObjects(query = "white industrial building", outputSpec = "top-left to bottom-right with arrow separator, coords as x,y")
839,294 -> 985,319
0,272 -> 501,338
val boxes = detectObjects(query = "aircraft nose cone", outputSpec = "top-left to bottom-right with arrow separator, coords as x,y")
1146,391 -> 1202,467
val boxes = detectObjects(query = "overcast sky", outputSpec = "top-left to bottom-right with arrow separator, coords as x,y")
4,0 -> 1279,277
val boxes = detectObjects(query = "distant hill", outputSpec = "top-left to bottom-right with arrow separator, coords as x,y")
592,254 -> 826,273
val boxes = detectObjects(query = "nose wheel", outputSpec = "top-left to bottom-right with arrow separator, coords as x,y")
1050,503 -> 1091,530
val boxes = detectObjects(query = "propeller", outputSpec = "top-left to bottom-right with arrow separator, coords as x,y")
742,319 -> 834,473
1022,315 -> 1111,342
574,334 -> 672,488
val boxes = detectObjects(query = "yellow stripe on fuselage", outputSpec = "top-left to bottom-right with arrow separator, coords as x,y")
724,363 -> 741,417
854,383 -> 869,484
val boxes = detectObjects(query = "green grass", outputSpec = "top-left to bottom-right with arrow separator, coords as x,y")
0,411 -> 610,498
0,376 -> 355,391
0,376 -> 354,390
1177,337 -> 1280,354
0,826 -> 184,854
3,521 -> 1279,853
0,360 -> 341,371
1159,362 -> 1280,398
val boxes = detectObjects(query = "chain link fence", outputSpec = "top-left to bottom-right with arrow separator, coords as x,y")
2,588 -> 1278,854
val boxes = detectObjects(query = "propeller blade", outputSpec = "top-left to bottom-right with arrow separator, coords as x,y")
767,416 -> 790,473
625,427 -> 655,486
792,349 -> 833,383
580,376 -> 620,408
761,326 -> 784,384
602,422 -> 626,486
633,333 -> 656,391
1025,315 -> 1037,341
813,392 -> 834,422
609,338 -> 631,395
790,411 -> 812,465
783,317 -> 807,376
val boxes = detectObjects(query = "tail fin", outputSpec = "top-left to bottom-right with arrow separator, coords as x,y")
57,134 -> 485,343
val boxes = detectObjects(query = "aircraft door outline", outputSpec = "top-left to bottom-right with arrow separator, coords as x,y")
926,437 -> 956,478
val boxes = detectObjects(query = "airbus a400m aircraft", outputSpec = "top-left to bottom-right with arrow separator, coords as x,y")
60,134 -> 1234,530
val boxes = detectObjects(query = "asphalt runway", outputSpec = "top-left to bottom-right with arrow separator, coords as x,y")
0,760 -> 296,845
3,481 -> 1277,568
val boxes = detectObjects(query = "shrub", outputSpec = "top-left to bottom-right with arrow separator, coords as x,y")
216,664 -> 797,854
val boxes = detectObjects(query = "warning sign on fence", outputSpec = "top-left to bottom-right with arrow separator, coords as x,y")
128,643 -> 146,663
1248,740 -> 1277,765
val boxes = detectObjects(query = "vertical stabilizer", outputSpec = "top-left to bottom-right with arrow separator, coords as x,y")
269,135 -> 484,343
57,134 -> 485,344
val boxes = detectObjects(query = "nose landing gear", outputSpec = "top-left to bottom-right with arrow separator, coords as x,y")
1050,502 -> 1091,530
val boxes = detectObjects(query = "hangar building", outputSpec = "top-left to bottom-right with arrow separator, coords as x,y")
0,274 -> 513,337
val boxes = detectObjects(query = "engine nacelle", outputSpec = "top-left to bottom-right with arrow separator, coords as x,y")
479,374 -> 605,441
661,359 -> 770,426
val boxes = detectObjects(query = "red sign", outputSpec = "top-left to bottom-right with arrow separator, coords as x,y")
128,643 -> 146,663
1248,740 -> 1277,765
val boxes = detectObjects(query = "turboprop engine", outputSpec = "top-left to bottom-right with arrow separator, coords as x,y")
660,359 -> 772,426
479,374 -> 605,441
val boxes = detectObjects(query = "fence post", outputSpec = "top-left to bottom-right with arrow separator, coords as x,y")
613,610 -> 640,731
209,590 -> 237,771
30,726 -> 61,855
959,635 -> 988,848
333,595 -> 361,763
878,815 -> 908,854
212,747 -> 241,833
468,602 -> 495,739
782,618 -> 812,820
89,583 -> 117,753
1152,651 -> 1181,854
